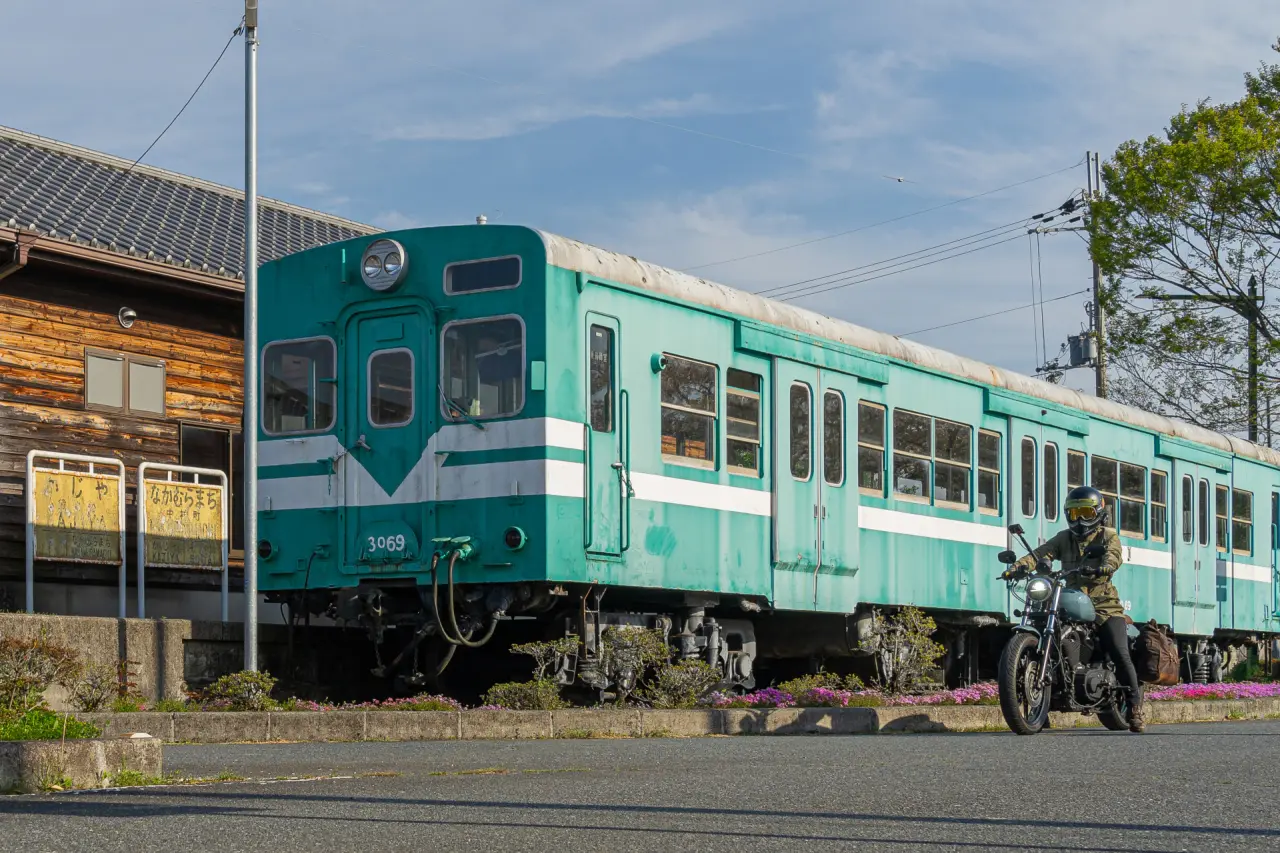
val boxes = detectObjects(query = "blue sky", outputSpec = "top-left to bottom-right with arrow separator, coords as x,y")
8,1 -> 1279,389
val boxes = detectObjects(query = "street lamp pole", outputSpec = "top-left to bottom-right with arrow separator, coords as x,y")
243,0 -> 260,671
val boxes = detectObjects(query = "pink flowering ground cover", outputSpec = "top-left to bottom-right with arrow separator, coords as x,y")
1145,682 -> 1280,701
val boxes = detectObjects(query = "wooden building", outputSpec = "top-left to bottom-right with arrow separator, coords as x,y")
0,125 -> 376,617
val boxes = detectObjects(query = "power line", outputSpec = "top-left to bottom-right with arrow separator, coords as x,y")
898,289 -> 1090,337
680,157 -> 1086,272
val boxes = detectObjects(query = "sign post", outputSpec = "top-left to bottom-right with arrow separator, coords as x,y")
137,463 -> 229,622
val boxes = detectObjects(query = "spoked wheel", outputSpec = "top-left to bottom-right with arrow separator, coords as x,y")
1097,684 -> 1141,731
998,633 -> 1051,735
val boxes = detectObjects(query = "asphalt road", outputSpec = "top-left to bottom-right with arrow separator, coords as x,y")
2,720 -> 1278,852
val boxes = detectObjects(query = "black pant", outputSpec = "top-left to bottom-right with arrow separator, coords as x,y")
1098,616 -> 1142,705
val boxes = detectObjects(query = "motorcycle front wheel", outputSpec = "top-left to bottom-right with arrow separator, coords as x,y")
998,632 -> 1051,735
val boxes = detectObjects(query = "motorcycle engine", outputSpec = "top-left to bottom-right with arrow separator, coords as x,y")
1059,627 -> 1084,672
1073,666 -> 1117,704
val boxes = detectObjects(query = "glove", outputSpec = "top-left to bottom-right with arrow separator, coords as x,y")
1079,564 -> 1101,578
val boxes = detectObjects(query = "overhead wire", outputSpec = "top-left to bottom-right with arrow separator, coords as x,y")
898,289 -> 1091,337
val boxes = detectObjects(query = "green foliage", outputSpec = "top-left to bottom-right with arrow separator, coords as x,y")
153,698 -> 190,713
69,664 -> 117,713
481,679 -> 569,710
111,696 -> 146,713
0,634 -> 81,714
600,627 -> 670,703
874,607 -> 944,695
777,672 -> 865,696
639,660 -> 721,709
509,636 -> 579,680
200,670 -> 278,711
0,708 -> 100,741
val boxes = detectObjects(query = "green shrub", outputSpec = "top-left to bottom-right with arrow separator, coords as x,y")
600,628 -> 670,703
777,672 -> 865,696
510,636 -> 580,680
0,708 -> 100,741
874,606 -> 944,695
0,635 -> 81,714
69,664 -> 117,713
201,670 -> 278,711
153,698 -> 189,713
482,679 -> 569,710
639,660 -> 721,709
111,696 -> 146,713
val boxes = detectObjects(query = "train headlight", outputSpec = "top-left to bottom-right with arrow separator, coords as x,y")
1026,576 -> 1052,602
360,238 -> 408,291
503,526 -> 527,551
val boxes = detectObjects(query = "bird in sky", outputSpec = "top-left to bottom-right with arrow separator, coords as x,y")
881,175 -> 915,183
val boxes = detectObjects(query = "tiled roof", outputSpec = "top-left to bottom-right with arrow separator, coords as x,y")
0,125 -> 377,281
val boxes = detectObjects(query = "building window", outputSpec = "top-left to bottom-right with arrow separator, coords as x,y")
726,369 -> 762,476
1044,443 -> 1059,521
933,419 -> 970,508
262,337 -> 336,435
1067,450 -> 1086,489
444,256 -> 521,294
790,383 -> 812,481
1021,437 -> 1036,517
1198,480 -> 1209,547
660,354 -> 717,467
1092,456 -> 1147,537
1182,476 -> 1194,544
823,391 -> 844,486
441,316 -> 525,420
1232,489 -> 1253,556
892,410 -> 931,500
1150,470 -> 1168,542
84,349 -> 165,416
1215,485 -> 1230,552
179,424 -> 243,553
368,349 -> 414,427
977,430 -> 1001,515
589,325 -> 614,433
857,402 -> 886,495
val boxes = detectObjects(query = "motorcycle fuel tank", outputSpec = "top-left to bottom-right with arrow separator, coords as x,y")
1059,589 -> 1096,623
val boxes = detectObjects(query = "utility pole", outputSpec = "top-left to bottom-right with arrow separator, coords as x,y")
1248,273 -> 1260,443
243,0 -> 260,671
1087,151 -> 1109,399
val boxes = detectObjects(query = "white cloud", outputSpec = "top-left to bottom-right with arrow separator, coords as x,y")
370,210 -> 425,231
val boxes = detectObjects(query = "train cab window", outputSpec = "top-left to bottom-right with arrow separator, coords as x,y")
1232,489 -> 1253,556
442,316 -> 525,420
1215,485 -> 1230,552
589,325 -> 614,432
977,430 -> 1000,514
823,390 -> 844,486
1067,450 -> 1086,489
892,410 -> 931,500
444,256 -> 521,294
933,419 -> 970,508
368,348 -> 414,427
1198,480 -> 1209,547
1182,476 -> 1194,543
1020,437 -> 1036,517
789,383 -> 812,480
262,337 -> 336,435
857,402 -> 886,495
727,369 -> 762,477
1043,443 -> 1059,521
660,354 -> 717,467
1150,470 -> 1168,542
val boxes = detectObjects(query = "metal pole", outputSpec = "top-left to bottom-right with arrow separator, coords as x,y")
1249,274 -> 1260,443
243,0 -> 260,671
1090,152 -> 1109,399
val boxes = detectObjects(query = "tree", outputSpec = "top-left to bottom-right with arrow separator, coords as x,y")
1090,40 -> 1280,441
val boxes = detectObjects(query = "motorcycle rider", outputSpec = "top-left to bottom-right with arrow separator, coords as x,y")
1001,485 -> 1145,733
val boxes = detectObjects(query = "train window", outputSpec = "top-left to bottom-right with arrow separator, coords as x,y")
1119,463 -> 1146,537
1020,437 -> 1036,517
589,325 -> 614,432
1150,470 -> 1167,542
1043,444 -> 1059,521
368,348 -> 414,427
444,256 -> 522,294
892,410 -> 931,500
977,430 -> 1000,514
1067,450 -> 1086,489
1198,480 -> 1209,547
823,390 -> 844,486
660,354 -> 717,467
727,369 -> 762,477
1232,489 -> 1253,556
262,337 -> 336,435
1090,455 -> 1118,520
1215,485 -> 1230,552
857,402 -> 886,495
1182,476 -> 1194,543
790,383 -> 811,480
441,316 -> 525,420
933,419 -> 970,508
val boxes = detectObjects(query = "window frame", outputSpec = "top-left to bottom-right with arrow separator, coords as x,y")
726,369 -> 763,478
366,346 -> 415,429
1091,455 -> 1147,538
1150,470 -> 1168,543
1198,479 -> 1210,547
84,347 -> 167,417
932,417 -> 972,510
1044,442 -> 1059,522
789,382 -> 813,482
659,352 -> 718,469
1181,475 -> 1194,544
823,389 -> 845,487
443,255 -> 523,295
439,314 -> 527,421
1215,484 -> 1230,553
1232,488 -> 1253,557
588,324 -> 615,434
891,408 -> 933,503
857,402 -> 887,497
260,335 -> 338,436
977,429 -> 1001,516
1067,449 -> 1086,489
1020,437 -> 1037,518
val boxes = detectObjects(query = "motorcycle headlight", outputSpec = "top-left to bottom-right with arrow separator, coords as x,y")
1026,577 -> 1052,602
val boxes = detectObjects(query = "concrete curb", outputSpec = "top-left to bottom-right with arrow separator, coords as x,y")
0,736 -> 162,794
74,697 -> 1280,744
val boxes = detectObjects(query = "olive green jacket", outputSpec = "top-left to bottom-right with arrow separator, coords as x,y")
1011,526 -> 1124,622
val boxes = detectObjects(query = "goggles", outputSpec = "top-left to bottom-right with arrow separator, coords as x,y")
1065,505 -> 1099,522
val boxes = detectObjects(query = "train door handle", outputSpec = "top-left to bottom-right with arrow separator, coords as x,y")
355,434 -> 373,452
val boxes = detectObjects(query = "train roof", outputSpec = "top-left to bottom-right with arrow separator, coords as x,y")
538,229 -> 1280,469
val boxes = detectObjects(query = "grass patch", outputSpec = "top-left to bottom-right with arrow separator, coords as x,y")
642,727 -> 675,738
522,768 -> 591,774
0,709 -> 100,741
429,767 -> 510,777
356,770 -> 403,778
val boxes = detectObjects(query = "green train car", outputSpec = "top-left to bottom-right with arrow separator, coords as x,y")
255,224 -> 1279,690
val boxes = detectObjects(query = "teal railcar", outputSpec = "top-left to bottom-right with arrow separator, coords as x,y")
255,224 -> 1280,690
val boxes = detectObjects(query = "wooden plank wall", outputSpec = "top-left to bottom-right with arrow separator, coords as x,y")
0,265 -> 242,585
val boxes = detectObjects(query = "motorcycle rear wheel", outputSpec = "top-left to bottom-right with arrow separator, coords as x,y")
1097,685 -> 1140,731
998,632 -> 1051,735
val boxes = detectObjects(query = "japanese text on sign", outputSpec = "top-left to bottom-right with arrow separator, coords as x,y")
143,481 -> 224,569
32,469 -> 122,563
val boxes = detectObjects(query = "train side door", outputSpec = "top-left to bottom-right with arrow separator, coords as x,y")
1271,491 -> 1280,623
584,315 -> 623,557
342,306 -> 433,573
1008,419 -> 1043,545
1170,461 -> 1218,635
815,371 -> 858,610
773,360 -> 819,609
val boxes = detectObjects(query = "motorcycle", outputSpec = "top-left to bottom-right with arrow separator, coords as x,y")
995,523 -> 1140,735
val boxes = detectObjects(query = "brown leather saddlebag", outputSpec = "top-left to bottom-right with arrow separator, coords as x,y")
1132,620 -> 1179,686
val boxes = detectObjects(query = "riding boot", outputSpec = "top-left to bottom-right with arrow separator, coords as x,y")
1128,689 -> 1145,733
